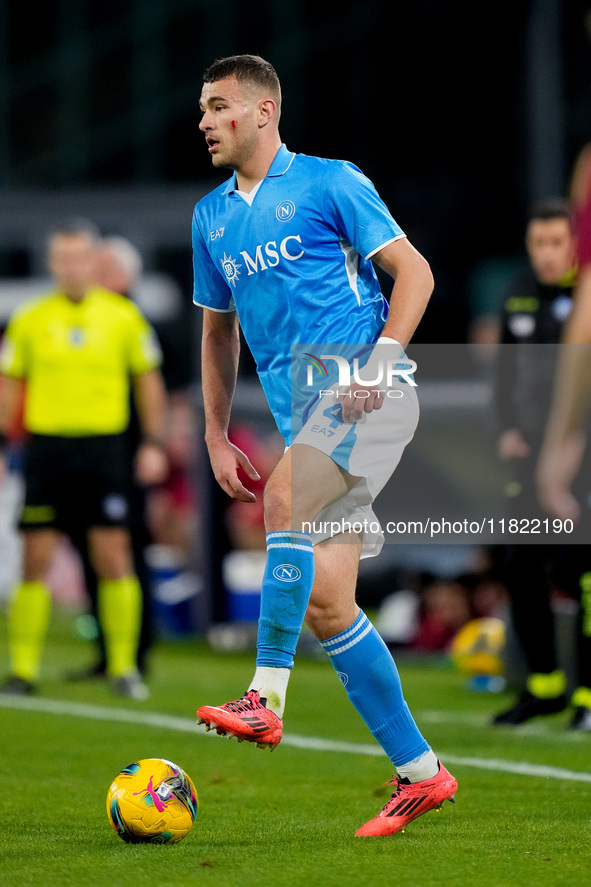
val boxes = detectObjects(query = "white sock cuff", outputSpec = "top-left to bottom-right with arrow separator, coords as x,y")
249,666 -> 291,718
396,749 -> 439,782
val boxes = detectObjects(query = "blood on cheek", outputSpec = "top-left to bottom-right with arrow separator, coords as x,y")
231,120 -> 237,130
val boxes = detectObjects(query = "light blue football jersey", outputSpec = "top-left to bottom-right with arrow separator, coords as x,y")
192,144 -> 405,442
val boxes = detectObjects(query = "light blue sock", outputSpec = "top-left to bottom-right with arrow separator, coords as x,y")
320,610 -> 430,767
256,531 -> 315,669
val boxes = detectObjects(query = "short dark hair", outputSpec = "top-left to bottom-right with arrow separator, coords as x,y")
202,54 -> 281,107
527,198 -> 572,226
46,217 -> 101,251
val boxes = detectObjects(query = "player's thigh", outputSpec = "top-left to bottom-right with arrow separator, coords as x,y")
305,532 -> 362,640
265,444 -> 355,530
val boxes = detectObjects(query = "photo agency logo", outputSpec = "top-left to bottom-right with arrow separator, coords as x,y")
302,350 -> 417,399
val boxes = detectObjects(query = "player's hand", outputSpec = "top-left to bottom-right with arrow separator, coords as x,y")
538,484 -> 581,523
497,428 -> 531,460
536,431 -> 585,522
207,438 -> 260,502
135,442 -> 169,486
340,339 -> 406,423
340,382 -> 385,423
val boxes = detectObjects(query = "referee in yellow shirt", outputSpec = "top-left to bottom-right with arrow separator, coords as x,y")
0,218 -> 168,700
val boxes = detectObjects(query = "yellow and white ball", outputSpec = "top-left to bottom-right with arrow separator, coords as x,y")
106,758 -> 198,844
450,617 -> 506,676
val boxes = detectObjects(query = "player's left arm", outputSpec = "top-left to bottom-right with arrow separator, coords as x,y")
0,315 -> 28,481
341,237 -> 433,422
132,367 -> 169,485
372,236 -> 434,346
125,303 -> 168,484
536,265 -> 591,520
0,373 -> 25,483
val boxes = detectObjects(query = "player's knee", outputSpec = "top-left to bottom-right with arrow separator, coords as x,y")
305,600 -> 340,642
304,602 -> 323,639
22,531 -> 57,581
306,592 -> 360,641
23,556 -> 51,582
88,528 -> 133,579
263,478 -> 292,531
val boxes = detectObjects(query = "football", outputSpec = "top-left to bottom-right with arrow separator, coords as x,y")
106,758 -> 198,844
450,617 -> 506,676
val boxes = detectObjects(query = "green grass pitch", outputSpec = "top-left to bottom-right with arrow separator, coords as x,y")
1,607 -> 590,887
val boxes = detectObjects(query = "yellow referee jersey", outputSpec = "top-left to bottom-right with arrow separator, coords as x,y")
0,286 -> 162,435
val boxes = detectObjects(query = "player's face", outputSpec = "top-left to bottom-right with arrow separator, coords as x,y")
526,218 -> 575,285
96,248 -> 133,296
199,77 -> 261,171
48,233 -> 98,299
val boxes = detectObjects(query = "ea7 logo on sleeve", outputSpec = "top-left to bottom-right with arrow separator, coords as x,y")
272,564 -> 302,582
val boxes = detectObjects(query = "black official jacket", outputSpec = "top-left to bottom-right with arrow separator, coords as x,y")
495,268 -> 576,447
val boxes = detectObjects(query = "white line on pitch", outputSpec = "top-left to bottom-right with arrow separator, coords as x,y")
1,695 -> 590,784
417,708 -> 587,742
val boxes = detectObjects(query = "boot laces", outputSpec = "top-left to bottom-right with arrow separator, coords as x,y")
380,774 -> 412,813
222,690 -> 262,714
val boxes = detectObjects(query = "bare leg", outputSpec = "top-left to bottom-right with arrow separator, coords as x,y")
86,526 -> 134,578
22,528 -> 60,581
305,532 -> 362,640
264,444 -> 358,532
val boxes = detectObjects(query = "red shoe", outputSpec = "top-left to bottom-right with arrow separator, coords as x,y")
355,762 -> 458,837
196,689 -> 283,750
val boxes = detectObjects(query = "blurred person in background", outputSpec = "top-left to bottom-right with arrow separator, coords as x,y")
0,218 -> 167,700
65,235 -> 164,681
536,175 -> 591,733
148,391 -> 198,557
538,139 -> 591,523
491,199 -> 591,730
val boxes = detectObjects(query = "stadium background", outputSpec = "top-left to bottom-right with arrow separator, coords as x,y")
1,0 -> 591,633
2,1 -> 591,335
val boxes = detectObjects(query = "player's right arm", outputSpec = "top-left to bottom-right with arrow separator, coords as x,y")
0,312 -> 28,482
201,308 -> 260,502
0,374 -> 25,482
192,201 -> 260,502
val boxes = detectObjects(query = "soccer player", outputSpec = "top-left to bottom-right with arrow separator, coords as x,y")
0,218 -> 168,700
491,199 -> 591,730
192,54 -> 457,837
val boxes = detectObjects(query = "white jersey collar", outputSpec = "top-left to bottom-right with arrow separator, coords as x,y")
222,144 -> 295,196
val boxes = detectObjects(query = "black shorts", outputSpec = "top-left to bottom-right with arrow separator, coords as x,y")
19,434 -> 132,531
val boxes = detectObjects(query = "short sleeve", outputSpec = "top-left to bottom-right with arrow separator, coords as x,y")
126,304 -> 163,374
192,207 -> 236,312
0,311 -> 28,378
323,161 -> 405,260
